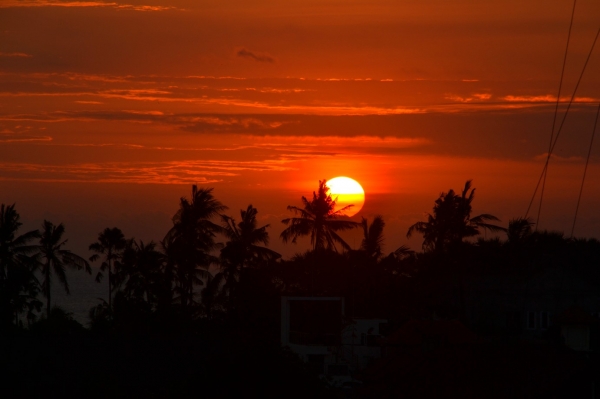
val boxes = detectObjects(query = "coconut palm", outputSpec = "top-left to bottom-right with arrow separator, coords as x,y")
0,204 -> 39,280
506,217 -> 535,245
0,204 -> 41,326
216,205 -> 280,302
36,220 -> 91,316
120,239 -> 167,306
89,227 -> 126,309
280,180 -> 361,252
359,215 -> 386,259
407,180 -> 504,253
164,185 -> 227,308
220,205 -> 280,269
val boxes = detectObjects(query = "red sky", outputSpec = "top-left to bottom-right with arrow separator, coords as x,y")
1,0 -> 600,258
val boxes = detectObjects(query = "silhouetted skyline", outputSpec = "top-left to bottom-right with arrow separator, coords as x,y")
2,0 -> 600,259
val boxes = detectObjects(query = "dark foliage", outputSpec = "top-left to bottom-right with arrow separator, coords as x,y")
2,179 -> 600,398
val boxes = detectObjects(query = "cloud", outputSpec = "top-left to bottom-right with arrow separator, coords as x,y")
4,71 -> 598,117
180,116 -> 286,132
445,93 -> 492,102
241,135 -> 431,157
0,111 -> 290,133
0,52 -> 32,58
0,159 -> 293,184
0,132 -> 52,143
0,1 -> 177,11
236,48 -> 275,63
504,95 -> 600,103
533,153 -> 584,163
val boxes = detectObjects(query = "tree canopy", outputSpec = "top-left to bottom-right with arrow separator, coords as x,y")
280,179 -> 361,252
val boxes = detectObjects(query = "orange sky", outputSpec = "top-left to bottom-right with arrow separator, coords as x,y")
1,0 -> 600,258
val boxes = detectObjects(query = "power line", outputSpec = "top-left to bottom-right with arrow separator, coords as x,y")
525,28 -> 600,222
526,0 -> 577,221
570,101 -> 600,238
527,25 -> 600,231
540,25 -> 600,225
548,27 -> 600,157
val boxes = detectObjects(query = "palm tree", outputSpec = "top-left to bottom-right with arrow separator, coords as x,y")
120,239 -> 167,306
0,204 -> 41,326
221,205 -> 281,269
280,180 -> 361,252
360,215 -> 385,259
506,217 -> 535,245
0,204 -> 39,281
407,180 -> 504,253
36,220 -> 91,316
89,227 -> 126,309
164,185 -> 227,308
216,205 -> 280,301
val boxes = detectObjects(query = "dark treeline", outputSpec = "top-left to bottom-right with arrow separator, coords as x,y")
1,180 -> 599,397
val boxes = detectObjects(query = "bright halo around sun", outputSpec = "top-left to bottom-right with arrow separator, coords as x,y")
327,176 -> 365,217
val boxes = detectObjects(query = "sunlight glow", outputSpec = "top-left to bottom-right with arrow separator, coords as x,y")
327,176 -> 365,217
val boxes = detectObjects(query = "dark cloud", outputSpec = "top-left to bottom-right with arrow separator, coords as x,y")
236,48 -> 275,63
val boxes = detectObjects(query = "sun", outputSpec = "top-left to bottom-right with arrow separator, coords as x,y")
326,176 -> 365,217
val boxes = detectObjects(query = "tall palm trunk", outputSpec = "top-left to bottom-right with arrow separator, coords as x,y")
45,259 -> 51,316
107,249 -> 112,310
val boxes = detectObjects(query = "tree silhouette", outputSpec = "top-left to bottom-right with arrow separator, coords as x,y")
0,204 -> 41,326
164,185 -> 227,309
120,239 -> 168,308
89,227 -> 126,310
360,215 -> 386,259
506,217 -> 535,245
280,180 -> 361,252
36,220 -> 91,316
407,180 -> 504,253
212,205 -> 281,311
220,205 -> 280,270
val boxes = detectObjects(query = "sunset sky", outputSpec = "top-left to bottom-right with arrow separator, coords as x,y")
1,0 -> 600,259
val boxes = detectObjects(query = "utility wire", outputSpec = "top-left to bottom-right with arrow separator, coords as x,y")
527,26 -> 600,221
526,0 -> 577,223
527,27 -> 600,231
570,101 -> 600,238
525,0 -> 577,220
548,27 -> 600,157
534,25 -> 600,227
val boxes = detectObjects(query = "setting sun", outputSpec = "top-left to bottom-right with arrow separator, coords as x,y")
327,176 -> 365,217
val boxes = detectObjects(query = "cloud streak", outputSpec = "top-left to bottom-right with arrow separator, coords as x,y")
0,133 -> 52,143
0,52 -> 33,58
504,95 -> 600,103
236,48 -> 275,63
3,72 -> 599,119
0,159 -> 293,185
0,1 -> 177,11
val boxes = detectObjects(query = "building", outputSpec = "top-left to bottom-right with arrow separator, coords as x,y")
281,296 -> 387,385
